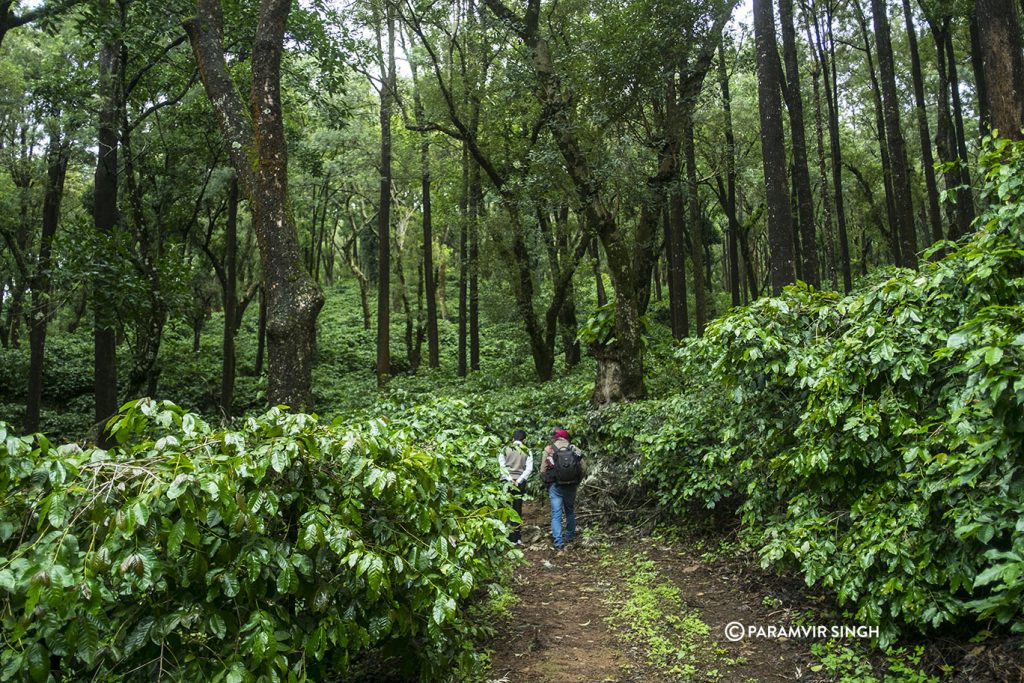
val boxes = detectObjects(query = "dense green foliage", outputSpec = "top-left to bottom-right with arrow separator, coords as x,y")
0,399 -> 516,681
599,138 -> 1024,640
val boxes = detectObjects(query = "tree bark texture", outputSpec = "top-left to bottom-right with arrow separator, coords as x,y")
717,45 -> 742,306
902,0 -> 944,247
683,112 -> 707,335
876,0 -> 917,266
93,3 -> 122,447
186,0 -> 324,411
854,0 -> 901,265
668,189 -> 690,337
458,142 -> 469,378
778,0 -> 820,287
976,0 -> 1024,140
753,0 -> 796,294
469,158 -> 481,371
409,54 -> 440,368
799,3 -> 838,288
375,0 -> 395,387
817,0 -> 852,291
25,129 -> 70,434
221,174 -> 238,419
945,26 -> 977,234
969,9 -> 992,135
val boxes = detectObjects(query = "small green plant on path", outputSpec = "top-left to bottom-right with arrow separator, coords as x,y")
604,550 -> 734,681
810,641 -> 944,683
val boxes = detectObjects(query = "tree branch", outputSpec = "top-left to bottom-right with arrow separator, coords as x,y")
184,0 -> 256,196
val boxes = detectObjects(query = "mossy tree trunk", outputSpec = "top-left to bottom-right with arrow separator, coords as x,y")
186,0 -> 323,411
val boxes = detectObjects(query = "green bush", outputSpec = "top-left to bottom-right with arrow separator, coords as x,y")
0,399 -> 514,681
623,137 -> 1024,641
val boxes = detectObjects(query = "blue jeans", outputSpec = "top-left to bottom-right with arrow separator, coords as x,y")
549,483 -> 577,548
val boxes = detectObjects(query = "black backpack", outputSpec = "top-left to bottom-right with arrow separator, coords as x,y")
552,446 -> 582,485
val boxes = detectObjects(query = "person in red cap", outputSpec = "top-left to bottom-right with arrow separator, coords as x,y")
540,428 -> 586,551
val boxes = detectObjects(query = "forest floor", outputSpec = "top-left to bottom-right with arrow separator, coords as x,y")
485,501 -> 1023,683
486,501 -> 810,682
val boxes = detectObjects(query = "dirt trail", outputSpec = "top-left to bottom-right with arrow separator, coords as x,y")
488,502 -> 811,683
487,501 -> 638,683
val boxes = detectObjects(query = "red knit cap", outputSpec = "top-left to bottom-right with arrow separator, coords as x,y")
554,429 -> 569,440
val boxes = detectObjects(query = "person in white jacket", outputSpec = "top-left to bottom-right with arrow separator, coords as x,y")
498,429 -> 533,544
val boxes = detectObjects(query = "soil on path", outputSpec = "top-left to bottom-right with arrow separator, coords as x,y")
487,502 -> 811,683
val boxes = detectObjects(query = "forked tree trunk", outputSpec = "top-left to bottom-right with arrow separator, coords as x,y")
186,0 -> 323,411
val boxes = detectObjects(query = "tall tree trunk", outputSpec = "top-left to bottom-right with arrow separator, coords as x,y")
121,85 -> 166,400
738,218 -> 759,301
7,191 -> 29,350
753,0 -> 796,294
186,0 -> 324,411
668,190 -> 690,337
819,0 -> 852,291
946,29 -> 976,234
25,129 -> 70,433
421,144 -> 439,368
854,0 -> 901,265
718,46 -> 742,306
545,208 -> 580,367
458,143 -> 469,377
396,232 -> 415,369
375,0 -> 395,387
902,0 -> 944,248
976,0 -> 1024,140
409,55 -> 440,368
683,112 -> 707,334
789,166 -> 804,281
800,2 -> 838,288
469,159 -> 481,371
221,175 -> 238,420
779,0 -> 819,287
930,18 -> 962,235
93,0 -> 123,446
969,10 -> 991,135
